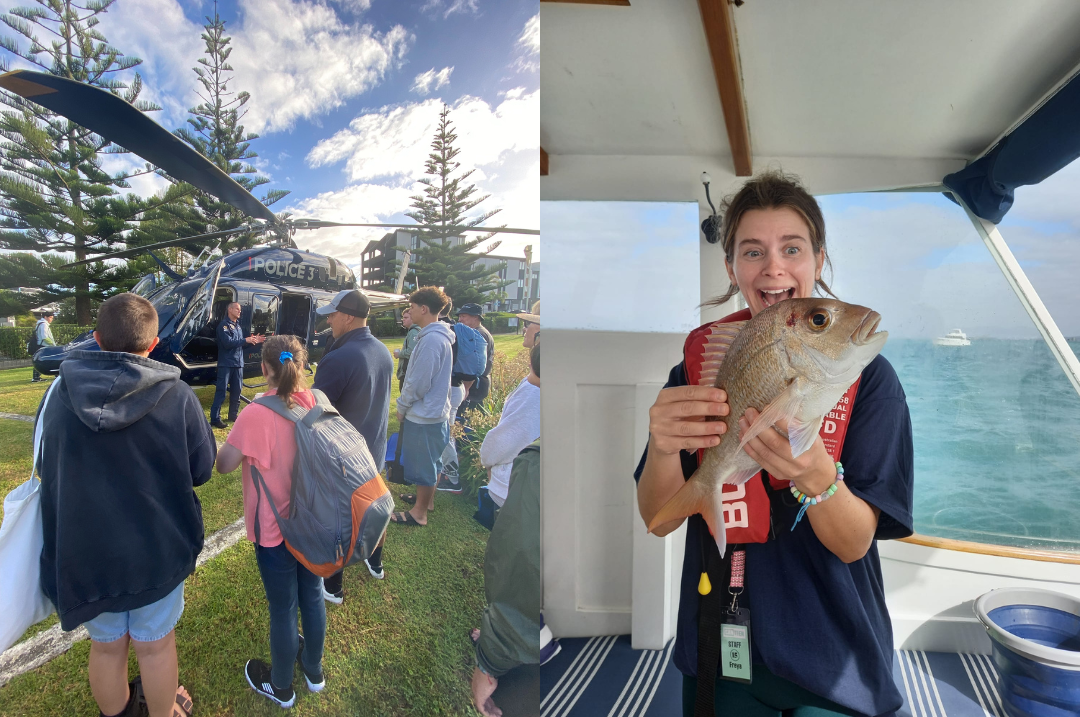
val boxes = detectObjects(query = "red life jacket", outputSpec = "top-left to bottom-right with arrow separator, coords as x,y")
682,309 -> 861,544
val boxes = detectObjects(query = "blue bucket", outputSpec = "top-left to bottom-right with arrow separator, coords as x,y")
975,588 -> 1080,717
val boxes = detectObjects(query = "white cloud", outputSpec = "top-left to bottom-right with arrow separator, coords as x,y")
411,66 -> 453,96
99,0 -> 410,136
286,183 -> 416,262
421,0 -> 479,19
306,89 -> 538,181
295,90 -> 539,262
518,13 -> 539,55
228,0 -> 410,133
512,13 -> 539,73
96,0 -> 204,130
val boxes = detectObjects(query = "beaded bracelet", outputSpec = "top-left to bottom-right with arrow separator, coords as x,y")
789,461 -> 845,530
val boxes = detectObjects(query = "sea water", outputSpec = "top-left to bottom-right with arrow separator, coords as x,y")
882,339 -> 1080,551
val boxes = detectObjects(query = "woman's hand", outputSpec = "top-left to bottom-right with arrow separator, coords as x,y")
738,407 -> 880,562
647,386 -> 729,456
737,408 -> 835,495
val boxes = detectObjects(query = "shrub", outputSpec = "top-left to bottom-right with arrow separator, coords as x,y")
452,348 -> 531,500
481,311 -> 519,335
370,316 -> 405,338
0,324 -> 89,359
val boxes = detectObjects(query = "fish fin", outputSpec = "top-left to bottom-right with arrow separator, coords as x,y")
738,379 -> 806,453
648,476 -> 727,556
787,415 -> 823,458
697,321 -> 747,386
726,465 -> 763,485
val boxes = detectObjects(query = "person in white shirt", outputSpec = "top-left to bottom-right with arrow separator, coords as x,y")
480,345 -> 541,507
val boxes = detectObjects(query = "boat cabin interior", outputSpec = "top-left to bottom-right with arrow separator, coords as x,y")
540,0 -> 1080,712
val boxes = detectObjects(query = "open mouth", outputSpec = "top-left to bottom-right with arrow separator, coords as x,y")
852,311 -> 884,345
759,288 -> 794,308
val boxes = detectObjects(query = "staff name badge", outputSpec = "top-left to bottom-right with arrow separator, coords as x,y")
720,623 -> 752,683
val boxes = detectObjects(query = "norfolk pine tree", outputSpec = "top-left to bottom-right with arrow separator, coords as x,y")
0,0 -> 190,324
169,2 -> 287,257
401,104 -> 510,307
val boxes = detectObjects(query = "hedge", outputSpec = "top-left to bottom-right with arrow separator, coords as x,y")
369,312 -> 521,338
0,325 -> 89,360
481,312 -> 520,335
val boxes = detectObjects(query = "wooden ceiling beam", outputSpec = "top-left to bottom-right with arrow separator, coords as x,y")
698,0 -> 752,176
540,0 -> 630,5
541,147 -> 549,176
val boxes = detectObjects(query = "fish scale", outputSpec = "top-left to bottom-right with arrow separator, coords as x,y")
649,298 -> 888,556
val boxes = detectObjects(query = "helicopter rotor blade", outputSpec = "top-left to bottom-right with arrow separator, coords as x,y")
0,70 -> 278,224
60,226 -> 256,268
289,220 -> 540,236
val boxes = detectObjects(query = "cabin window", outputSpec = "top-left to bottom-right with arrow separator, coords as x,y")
251,294 -> 279,337
540,201 -> 701,332
819,189 -> 1080,552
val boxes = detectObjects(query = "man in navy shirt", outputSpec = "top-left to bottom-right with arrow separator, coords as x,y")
313,289 -> 394,600
211,302 -> 263,429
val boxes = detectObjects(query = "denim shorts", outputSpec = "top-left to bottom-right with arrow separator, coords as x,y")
402,419 -> 451,487
83,580 -> 185,643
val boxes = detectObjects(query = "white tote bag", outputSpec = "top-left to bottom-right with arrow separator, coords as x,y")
0,379 -> 59,653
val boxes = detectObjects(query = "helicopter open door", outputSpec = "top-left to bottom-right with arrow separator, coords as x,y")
170,260 -> 224,357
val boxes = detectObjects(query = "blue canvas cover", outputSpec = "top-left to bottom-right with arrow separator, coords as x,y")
944,70 -> 1080,223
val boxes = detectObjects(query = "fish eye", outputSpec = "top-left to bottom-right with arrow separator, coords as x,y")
808,310 -> 831,330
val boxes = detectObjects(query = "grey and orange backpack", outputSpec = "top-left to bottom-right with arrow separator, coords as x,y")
250,389 -> 393,577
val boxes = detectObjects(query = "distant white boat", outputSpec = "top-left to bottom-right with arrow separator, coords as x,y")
934,329 -> 971,346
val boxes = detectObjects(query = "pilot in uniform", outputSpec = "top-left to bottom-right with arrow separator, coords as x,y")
211,302 -> 261,429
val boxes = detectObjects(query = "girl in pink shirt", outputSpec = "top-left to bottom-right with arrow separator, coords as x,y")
216,335 -> 325,708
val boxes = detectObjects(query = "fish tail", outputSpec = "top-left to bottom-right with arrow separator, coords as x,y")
647,474 -> 728,557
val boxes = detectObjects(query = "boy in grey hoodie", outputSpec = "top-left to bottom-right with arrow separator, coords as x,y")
393,286 -> 454,526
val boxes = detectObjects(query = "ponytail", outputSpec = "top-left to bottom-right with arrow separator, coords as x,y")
261,335 -> 308,409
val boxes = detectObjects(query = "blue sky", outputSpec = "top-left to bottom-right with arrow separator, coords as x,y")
2,0 -> 539,267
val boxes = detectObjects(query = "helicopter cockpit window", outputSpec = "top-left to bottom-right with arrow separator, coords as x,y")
132,274 -> 157,297
314,300 -> 331,336
150,281 -> 198,333
251,294 -> 279,337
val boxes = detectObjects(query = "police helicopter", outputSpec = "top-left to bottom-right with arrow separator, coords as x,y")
0,70 -> 538,387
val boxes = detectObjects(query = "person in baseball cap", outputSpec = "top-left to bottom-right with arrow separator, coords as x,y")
315,289 -> 370,318
456,303 -> 494,415
516,300 -> 539,348
311,287 -> 394,595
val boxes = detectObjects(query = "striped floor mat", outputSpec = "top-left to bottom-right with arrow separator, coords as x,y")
540,636 -> 1006,717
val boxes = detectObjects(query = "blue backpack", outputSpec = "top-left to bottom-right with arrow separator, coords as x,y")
452,322 -> 487,379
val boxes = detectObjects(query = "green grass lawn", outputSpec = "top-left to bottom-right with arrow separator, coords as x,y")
0,331 -> 526,716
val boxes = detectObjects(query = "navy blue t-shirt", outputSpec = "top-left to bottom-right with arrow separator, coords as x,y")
312,326 -> 393,472
633,354 -> 914,717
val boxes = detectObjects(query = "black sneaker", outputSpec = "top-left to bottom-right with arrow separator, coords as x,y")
245,659 -> 295,708
296,635 -> 325,693
211,420 -> 228,430
435,474 -> 462,493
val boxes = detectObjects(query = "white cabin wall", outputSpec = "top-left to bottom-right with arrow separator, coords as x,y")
541,329 -> 687,640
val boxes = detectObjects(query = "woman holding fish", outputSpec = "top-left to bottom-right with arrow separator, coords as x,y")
635,171 -> 914,717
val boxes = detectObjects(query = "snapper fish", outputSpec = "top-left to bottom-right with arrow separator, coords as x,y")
647,298 -> 888,556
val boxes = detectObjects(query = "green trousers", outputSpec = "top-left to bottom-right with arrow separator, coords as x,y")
682,663 -> 864,717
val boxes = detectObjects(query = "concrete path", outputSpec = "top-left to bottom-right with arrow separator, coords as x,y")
0,413 -> 32,423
